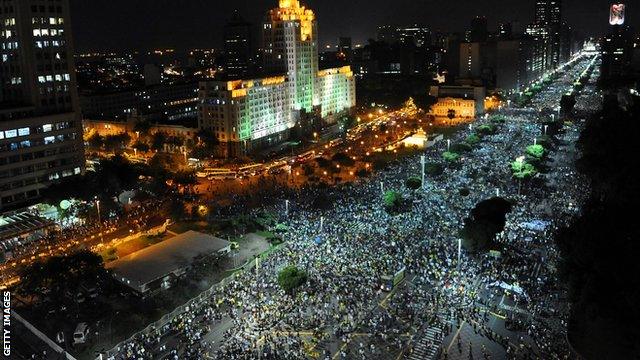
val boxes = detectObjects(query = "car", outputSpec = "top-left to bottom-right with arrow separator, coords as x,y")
73,323 -> 90,345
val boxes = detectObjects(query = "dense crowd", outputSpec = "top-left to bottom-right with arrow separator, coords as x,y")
106,55 -> 599,360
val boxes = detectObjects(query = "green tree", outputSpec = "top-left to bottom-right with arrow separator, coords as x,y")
425,162 -> 444,176
383,191 -> 403,210
405,176 -> 422,190
87,132 -> 104,149
466,134 -> 481,145
151,131 -> 167,151
451,143 -> 473,153
277,266 -> 308,294
511,159 -> 538,179
460,198 -> 512,253
443,151 -> 460,162
526,144 -> 545,159
447,109 -> 456,121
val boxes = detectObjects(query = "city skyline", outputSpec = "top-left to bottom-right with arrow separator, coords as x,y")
69,0 -> 635,52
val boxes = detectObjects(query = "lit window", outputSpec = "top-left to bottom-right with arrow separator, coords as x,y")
41,29 -> 49,36
18,127 -> 30,136
33,29 -> 41,37
4,129 -> 17,138
50,18 -> 57,25
44,136 -> 55,144
46,75 -> 53,82
38,76 -> 46,83
55,74 -> 62,81
42,124 -> 52,132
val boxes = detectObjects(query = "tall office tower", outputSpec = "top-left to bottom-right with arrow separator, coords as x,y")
224,11 -> 252,79
534,0 -> 561,26
376,25 -> 398,44
200,0 -> 355,157
262,0 -> 319,112
498,22 -> 513,40
534,0 -> 562,68
470,17 -> 489,43
338,36 -> 352,61
0,0 -> 84,210
396,26 -> 431,47
601,4 -> 633,81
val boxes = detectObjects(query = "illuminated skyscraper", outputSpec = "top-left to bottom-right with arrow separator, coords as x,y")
199,0 -> 355,157
533,0 -> 563,68
0,0 -> 84,209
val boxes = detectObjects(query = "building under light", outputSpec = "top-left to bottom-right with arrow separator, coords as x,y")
198,0 -> 356,156
0,0 -> 85,210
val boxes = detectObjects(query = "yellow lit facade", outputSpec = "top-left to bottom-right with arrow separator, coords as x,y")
430,97 -> 476,119
198,0 -> 355,157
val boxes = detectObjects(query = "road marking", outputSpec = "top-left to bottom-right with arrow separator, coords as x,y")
446,320 -> 466,353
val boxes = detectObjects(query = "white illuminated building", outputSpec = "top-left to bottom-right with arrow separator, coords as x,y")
198,0 -> 356,156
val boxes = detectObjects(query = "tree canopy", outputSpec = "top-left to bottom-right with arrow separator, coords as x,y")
460,197 -> 512,253
443,151 -> 460,162
277,266 -> 308,294
405,176 -> 422,190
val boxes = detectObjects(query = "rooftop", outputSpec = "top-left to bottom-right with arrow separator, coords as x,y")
106,230 -> 230,291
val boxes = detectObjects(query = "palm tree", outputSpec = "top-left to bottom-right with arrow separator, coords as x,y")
447,109 -> 456,124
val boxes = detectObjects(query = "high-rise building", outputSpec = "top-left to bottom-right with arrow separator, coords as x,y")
534,0 -> 561,26
533,0 -> 563,68
377,25 -> 397,44
396,26 -> 431,47
199,0 -> 355,157
224,11 -> 253,79
498,22 -> 513,40
470,17 -> 489,43
0,0 -> 84,209
601,26 -> 634,81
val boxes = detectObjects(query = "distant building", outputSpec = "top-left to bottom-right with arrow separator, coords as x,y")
224,11 -> 253,79
601,25 -> 634,81
143,64 -> 162,86
396,25 -> 431,47
1,0 -> 85,210
377,25 -> 398,44
531,0 -> 563,69
199,1 -> 356,157
498,22 -> 513,40
79,82 -> 199,122
470,17 -> 488,43
376,25 -> 431,48
429,85 -> 486,119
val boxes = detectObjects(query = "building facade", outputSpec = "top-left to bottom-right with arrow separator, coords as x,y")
429,85 -> 486,119
79,82 -> 199,122
1,0 -> 84,209
199,0 -> 355,156
224,11 -> 252,79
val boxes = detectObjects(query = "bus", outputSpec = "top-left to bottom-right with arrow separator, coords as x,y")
238,163 -> 265,177
208,172 -> 237,180
196,168 -> 233,178
380,266 -> 406,292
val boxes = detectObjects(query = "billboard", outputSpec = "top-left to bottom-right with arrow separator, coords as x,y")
609,4 -> 626,25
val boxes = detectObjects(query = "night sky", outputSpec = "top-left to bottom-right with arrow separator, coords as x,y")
69,0 -> 635,52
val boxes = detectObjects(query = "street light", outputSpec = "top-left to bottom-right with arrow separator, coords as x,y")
457,238 -> 462,271
95,198 -> 101,223
420,155 -> 426,190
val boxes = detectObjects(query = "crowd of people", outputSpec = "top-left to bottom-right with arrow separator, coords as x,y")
103,54 -> 600,360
